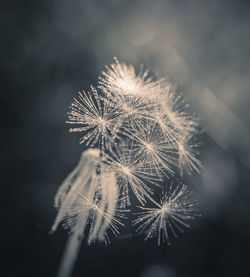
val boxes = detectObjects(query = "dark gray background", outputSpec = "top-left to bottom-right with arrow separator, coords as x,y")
2,0 -> 250,276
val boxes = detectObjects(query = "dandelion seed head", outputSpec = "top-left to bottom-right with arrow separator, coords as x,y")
51,58 -> 202,277
53,58 -> 201,253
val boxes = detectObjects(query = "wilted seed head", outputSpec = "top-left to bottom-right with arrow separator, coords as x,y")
60,171 -> 125,244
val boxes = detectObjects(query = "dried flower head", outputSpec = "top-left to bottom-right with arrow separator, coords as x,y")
51,58 -> 201,277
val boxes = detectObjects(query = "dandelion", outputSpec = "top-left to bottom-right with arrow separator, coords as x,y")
133,183 -> 199,245
51,58 -> 201,277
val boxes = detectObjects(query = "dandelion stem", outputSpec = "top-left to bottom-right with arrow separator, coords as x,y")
56,227 -> 83,277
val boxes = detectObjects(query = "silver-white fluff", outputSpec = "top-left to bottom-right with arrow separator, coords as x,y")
51,58 -> 201,277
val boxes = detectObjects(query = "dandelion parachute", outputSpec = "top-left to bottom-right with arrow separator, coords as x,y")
133,182 -> 200,245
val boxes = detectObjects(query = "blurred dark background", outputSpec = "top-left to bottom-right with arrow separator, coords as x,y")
2,0 -> 250,276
